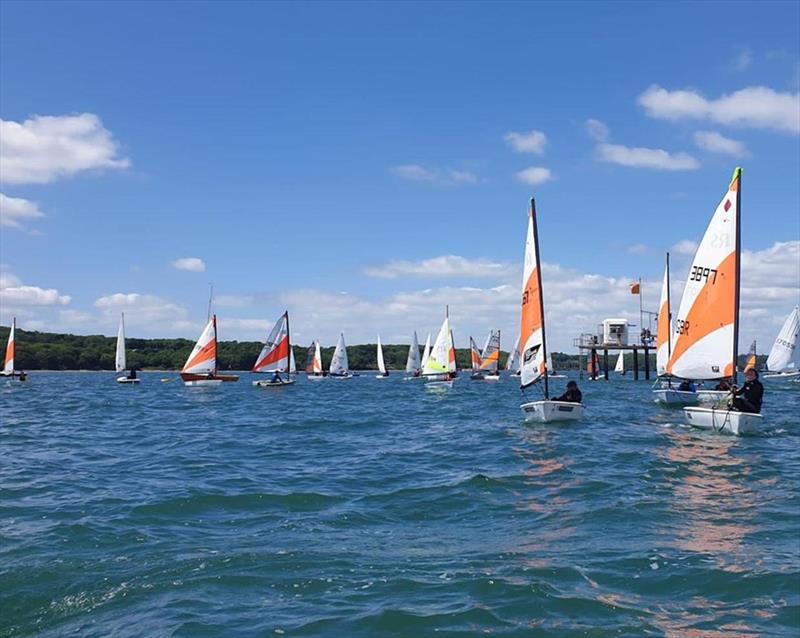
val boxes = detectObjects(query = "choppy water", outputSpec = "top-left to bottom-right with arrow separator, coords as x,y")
1,372 -> 798,637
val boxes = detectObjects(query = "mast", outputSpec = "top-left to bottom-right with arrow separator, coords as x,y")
530,198 -> 550,399
732,168 -> 742,385
284,310 -> 290,374
666,252 -> 671,387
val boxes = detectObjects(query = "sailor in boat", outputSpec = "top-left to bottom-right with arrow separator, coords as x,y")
713,377 -> 732,391
554,380 -> 582,403
18,370 -> 27,381
729,368 -> 764,414
677,379 -> 696,392
127,367 -> 138,381
271,370 -> 283,384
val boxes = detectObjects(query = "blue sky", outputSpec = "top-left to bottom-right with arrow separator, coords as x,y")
1,1 -> 798,352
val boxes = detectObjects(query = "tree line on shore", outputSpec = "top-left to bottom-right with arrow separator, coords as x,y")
0,326 -> 590,371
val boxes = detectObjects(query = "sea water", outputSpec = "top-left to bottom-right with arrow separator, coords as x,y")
1,372 -> 798,637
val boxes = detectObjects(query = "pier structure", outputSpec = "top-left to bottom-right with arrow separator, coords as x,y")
573,329 -> 656,381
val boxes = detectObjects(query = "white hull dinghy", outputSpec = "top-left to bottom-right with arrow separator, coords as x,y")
114,313 -> 140,384
683,406 -> 763,436
251,311 -> 295,389
653,388 -> 699,406
763,370 -> 800,381
667,168 -> 763,435
184,379 -> 224,387
375,335 -> 390,379
253,378 -> 295,388
329,333 -> 352,379
518,198 -> 584,423
116,376 -> 141,384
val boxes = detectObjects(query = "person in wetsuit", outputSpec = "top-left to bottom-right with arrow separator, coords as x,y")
731,368 -> 764,413
555,380 -> 582,403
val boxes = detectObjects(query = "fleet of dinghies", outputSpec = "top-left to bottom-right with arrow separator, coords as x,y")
4,168 -> 795,435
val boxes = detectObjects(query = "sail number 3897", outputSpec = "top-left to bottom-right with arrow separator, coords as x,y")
689,265 -> 717,284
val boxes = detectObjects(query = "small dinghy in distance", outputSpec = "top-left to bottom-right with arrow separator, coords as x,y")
1,317 -> 27,381
115,313 -> 140,384
306,340 -> 325,380
506,335 -> 521,378
180,315 -> 239,386
518,198 -> 583,423
375,335 -> 390,379
404,332 -> 423,380
669,168 -> 763,435
329,333 -> 353,379
481,330 -> 501,382
546,352 -> 566,379
469,336 -> 484,380
763,306 -> 800,381
423,308 -> 457,388
251,311 -> 295,388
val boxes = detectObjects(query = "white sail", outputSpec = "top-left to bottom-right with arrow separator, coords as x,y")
546,351 -> 555,375
520,201 -> 546,389
506,335 -> 520,372
376,335 -> 387,374
470,337 -> 482,371
420,332 -> 431,369
655,258 -> 672,377
330,333 -> 349,375
424,315 -> 452,376
289,348 -> 296,373
614,351 -> 625,373
767,306 -> 800,372
182,316 -> 217,375
668,168 -> 740,380
252,312 -> 290,373
115,313 -> 127,373
306,340 -> 323,374
3,317 -> 15,375
406,331 -> 421,374
479,330 -> 500,372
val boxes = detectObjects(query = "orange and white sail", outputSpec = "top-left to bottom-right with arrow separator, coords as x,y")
306,340 -> 323,374
655,256 -> 672,376
3,317 -> 15,375
470,337 -> 482,371
668,168 -> 741,380
182,315 -> 217,375
252,312 -> 290,373
448,329 -> 457,373
743,340 -> 757,371
520,199 -> 547,388
479,330 -> 500,372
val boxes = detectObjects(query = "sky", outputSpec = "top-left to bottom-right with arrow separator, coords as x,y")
1,1 -> 799,353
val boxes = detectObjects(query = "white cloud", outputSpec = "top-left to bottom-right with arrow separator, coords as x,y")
693,131 -> 750,157
0,269 -> 71,311
94,292 -> 190,328
0,113 -> 130,185
626,243 -> 649,256
504,130 -> 548,154
638,85 -> 800,134
363,255 -> 514,279
596,143 -> 700,171
672,239 -> 699,255
585,118 -> 610,142
170,257 -> 206,272
0,193 -> 44,229
514,166 -> 555,185
390,164 -> 478,186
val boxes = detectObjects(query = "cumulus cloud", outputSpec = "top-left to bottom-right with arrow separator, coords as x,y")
638,85 -> 800,134
0,269 -> 71,316
672,239 -> 699,255
693,131 -> 750,157
390,164 -> 478,186
626,243 -> 649,256
514,166 -> 554,185
0,113 -> 130,185
596,143 -> 700,171
0,193 -> 44,229
504,130 -> 548,154
94,292 -> 190,327
170,257 -> 206,272
585,118 -> 610,142
363,255 -> 514,279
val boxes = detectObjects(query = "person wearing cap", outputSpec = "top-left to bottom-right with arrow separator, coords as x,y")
730,368 -> 763,414
555,380 -> 582,403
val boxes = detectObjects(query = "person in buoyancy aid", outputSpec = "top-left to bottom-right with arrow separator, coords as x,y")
730,368 -> 764,414
555,380 -> 582,403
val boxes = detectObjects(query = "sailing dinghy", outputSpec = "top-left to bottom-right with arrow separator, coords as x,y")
480,330 -> 501,381
423,308 -> 457,387
519,198 -> 584,422
669,168 -> 763,435
420,333 -> 431,371
306,340 -> 325,380
251,311 -> 295,387
546,352 -> 566,379
506,335 -> 521,377
329,333 -> 353,378
469,336 -> 484,380
614,351 -> 625,375
763,306 -> 800,381
115,313 -> 140,384
405,331 -> 422,379
180,315 -> 240,386
2,317 -> 25,381
376,335 -> 390,378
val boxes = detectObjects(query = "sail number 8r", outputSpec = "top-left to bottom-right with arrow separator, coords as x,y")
689,265 -> 718,284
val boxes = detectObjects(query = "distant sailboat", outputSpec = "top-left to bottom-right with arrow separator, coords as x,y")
670,168 -> 763,435
519,198 -> 583,422
329,333 -> 352,378
251,311 -> 295,387
469,336 -> 483,379
423,308 -> 457,387
506,335 -> 521,376
479,330 -> 501,381
180,315 -> 240,386
405,331 -> 422,379
115,313 -> 139,384
306,340 -> 325,380
420,332 -> 431,370
764,306 -> 800,380
376,335 -> 389,378
546,351 -> 566,379
742,340 -> 758,372
2,317 -> 25,381
614,351 -> 625,375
